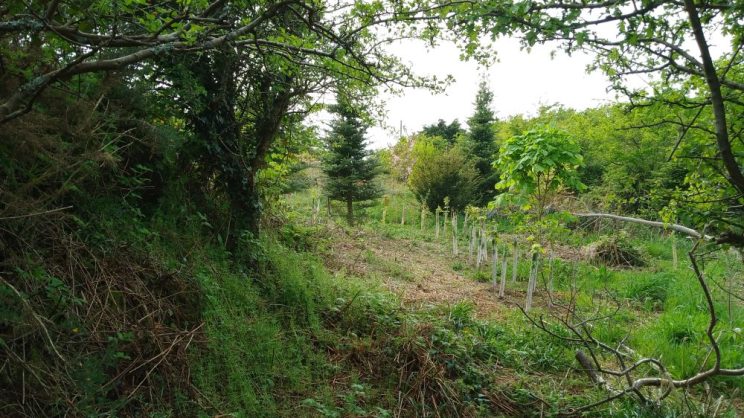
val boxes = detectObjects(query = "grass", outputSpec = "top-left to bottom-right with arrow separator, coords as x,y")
190,240 -> 333,416
10,170 -> 738,416
37,169 -> 730,416
284,172 -> 744,415
363,250 -> 415,281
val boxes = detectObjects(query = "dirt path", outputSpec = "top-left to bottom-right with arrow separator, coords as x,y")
320,223 -> 549,319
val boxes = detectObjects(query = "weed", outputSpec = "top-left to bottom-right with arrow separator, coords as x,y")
624,273 -> 671,309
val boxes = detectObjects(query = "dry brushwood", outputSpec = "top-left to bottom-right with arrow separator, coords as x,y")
0,211 -> 204,416
585,233 -> 645,268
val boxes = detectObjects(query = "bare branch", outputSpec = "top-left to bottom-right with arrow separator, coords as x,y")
573,212 -> 709,239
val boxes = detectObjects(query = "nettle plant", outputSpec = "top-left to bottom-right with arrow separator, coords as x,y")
494,128 -> 585,241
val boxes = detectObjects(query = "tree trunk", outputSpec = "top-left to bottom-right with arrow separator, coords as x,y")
346,194 -> 354,225
684,0 -> 744,196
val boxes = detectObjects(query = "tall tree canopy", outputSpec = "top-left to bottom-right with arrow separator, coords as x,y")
0,0 -> 447,240
0,0 -> 433,122
436,0 -> 744,245
420,119 -> 465,146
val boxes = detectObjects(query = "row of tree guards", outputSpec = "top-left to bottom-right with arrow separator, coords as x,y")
381,196 -> 558,312
308,195 -> 685,311
460,212 -> 555,312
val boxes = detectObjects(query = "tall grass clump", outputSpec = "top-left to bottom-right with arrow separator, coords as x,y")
191,235 -> 340,416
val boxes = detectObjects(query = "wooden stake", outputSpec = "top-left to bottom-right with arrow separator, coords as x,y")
482,229 -> 489,262
452,211 -> 458,255
548,253 -> 555,307
443,210 -> 448,238
310,197 -> 315,224
476,229 -> 483,269
671,232 -> 678,270
469,226 -> 475,262
512,240 -> 519,283
492,242 -> 499,292
382,195 -> 389,224
526,252 -> 540,312
311,198 -> 318,225
500,246 -> 508,298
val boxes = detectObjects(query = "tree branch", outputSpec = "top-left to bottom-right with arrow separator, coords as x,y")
573,212 -> 709,239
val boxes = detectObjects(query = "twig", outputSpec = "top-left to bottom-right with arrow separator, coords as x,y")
0,205 -> 73,221
0,276 -> 66,362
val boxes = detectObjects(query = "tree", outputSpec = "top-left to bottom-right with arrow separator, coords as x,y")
0,0 -> 451,240
495,128 -> 585,230
0,1 -> 433,123
497,104 -> 688,218
408,135 -> 479,212
322,98 -> 381,225
466,82 -> 499,205
420,119 -> 465,146
437,0 -> 743,246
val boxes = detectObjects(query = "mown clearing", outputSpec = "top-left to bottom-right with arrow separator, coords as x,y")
321,222 -> 550,320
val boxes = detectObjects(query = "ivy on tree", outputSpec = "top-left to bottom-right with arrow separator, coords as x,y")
322,98 -> 381,225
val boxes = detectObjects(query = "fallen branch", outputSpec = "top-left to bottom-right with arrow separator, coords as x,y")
0,205 -> 73,221
574,212 -> 711,240
523,239 -> 744,413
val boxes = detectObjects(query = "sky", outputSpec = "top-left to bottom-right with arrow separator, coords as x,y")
364,37 -> 621,149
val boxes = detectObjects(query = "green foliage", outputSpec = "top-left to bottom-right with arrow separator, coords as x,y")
302,383 -> 391,418
420,118 -> 465,146
496,129 -> 585,199
192,238 -> 335,416
495,128 -> 585,222
439,0 -> 744,245
624,274 -> 670,310
322,97 -> 382,223
407,136 -> 479,211
466,82 -> 499,204
4,1 -> 744,415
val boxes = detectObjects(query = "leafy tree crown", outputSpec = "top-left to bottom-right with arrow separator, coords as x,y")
495,129 -> 586,202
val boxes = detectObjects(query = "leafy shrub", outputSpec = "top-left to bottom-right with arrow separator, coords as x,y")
407,136 -> 479,212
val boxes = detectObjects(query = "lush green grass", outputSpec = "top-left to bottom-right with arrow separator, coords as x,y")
285,172 -> 744,414
190,239 -> 334,416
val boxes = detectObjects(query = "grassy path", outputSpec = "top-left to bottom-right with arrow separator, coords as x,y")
320,222 -> 551,320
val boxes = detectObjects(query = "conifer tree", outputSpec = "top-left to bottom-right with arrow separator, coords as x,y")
467,81 -> 499,205
421,119 -> 465,146
322,98 -> 381,225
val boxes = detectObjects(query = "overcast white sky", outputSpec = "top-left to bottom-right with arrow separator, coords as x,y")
362,37 -> 620,149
